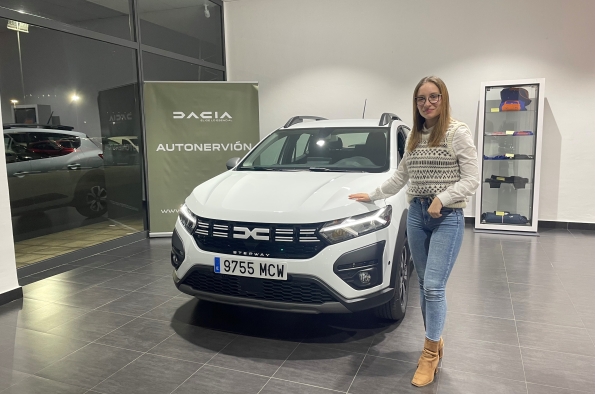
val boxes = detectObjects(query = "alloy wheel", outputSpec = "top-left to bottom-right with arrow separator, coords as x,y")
398,243 -> 409,308
85,185 -> 107,213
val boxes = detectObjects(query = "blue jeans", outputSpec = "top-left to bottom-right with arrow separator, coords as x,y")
407,197 -> 464,341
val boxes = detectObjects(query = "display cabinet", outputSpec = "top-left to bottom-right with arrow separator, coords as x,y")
474,78 -> 545,234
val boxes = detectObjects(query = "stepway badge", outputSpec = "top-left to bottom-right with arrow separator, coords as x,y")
214,257 -> 221,273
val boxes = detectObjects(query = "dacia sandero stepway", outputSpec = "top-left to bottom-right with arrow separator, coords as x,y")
171,113 -> 413,321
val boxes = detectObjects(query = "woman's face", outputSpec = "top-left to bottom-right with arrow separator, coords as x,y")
416,82 -> 442,123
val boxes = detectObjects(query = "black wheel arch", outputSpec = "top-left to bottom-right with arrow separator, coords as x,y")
389,208 -> 408,289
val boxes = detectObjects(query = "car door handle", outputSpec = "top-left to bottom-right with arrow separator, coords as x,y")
67,163 -> 81,170
12,172 -> 28,178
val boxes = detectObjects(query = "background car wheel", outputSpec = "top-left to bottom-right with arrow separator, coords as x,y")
75,182 -> 107,218
374,239 -> 410,321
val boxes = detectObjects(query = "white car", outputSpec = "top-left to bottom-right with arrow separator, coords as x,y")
172,114 -> 413,320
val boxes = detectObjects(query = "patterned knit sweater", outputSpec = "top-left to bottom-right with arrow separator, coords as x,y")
369,119 -> 479,208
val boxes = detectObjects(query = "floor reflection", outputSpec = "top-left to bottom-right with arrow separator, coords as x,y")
13,210 -> 144,268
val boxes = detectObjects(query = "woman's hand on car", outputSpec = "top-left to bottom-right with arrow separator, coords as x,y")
348,193 -> 371,202
428,197 -> 443,218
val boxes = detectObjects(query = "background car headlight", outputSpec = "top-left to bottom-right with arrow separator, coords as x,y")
178,204 -> 197,233
320,205 -> 392,244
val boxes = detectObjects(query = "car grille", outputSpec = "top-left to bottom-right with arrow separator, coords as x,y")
192,217 -> 327,259
182,269 -> 336,304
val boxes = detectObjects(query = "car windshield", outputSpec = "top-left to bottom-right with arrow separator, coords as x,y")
237,127 -> 390,173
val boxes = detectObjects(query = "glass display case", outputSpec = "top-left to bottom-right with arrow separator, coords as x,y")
474,79 -> 545,234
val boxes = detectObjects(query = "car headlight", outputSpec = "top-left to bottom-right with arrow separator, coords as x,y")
178,204 -> 197,233
319,205 -> 392,244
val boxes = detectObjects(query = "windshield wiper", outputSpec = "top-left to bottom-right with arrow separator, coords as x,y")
309,167 -> 353,172
241,167 -> 300,171
238,166 -> 275,171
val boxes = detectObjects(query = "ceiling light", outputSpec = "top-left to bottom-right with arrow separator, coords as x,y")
204,4 -> 210,18
10,99 -> 18,104
71,94 -> 80,102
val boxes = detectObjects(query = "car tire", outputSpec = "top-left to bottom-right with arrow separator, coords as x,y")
374,238 -> 411,321
75,180 -> 107,218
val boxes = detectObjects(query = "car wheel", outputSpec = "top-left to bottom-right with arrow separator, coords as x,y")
75,182 -> 107,218
374,239 -> 410,321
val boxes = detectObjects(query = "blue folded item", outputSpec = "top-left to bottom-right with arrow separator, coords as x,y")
484,155 -> 509,160
484,154 -> 534,160
481,212 -> 528,224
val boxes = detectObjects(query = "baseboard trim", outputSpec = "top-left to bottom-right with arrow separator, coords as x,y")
538,221 -> 595,231
0,287 -> 23,306
464,217 -> 594,231
17,231 -> 148,279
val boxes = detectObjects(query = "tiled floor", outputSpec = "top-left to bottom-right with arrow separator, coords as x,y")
1,226 -> 594,394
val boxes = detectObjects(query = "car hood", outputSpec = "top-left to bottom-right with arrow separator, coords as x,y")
185,170 -> 395,223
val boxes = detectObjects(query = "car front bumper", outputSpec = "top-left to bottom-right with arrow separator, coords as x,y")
171,218 -> 398,314
173,267 -> 395,314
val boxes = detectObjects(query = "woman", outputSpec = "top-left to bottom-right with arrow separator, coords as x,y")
349,76 -> 479,387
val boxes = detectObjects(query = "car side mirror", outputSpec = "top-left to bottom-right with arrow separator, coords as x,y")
226,157 -> 240,170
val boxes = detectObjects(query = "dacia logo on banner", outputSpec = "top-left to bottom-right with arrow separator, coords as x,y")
173,111 -> 233,122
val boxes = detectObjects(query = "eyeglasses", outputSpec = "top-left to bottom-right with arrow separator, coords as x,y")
415,94 -> 442,105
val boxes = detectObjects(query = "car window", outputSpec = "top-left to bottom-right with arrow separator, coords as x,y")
334,132 -> 368,148
30,141 -> 58,150
58,137 -> 81,149
238,127 -> 390,173
292,134 -> 310,161
249,135 -> 288,166
27,132 -> 81,148
5,152 -> 18,164
397,125 -> 410,160
8,133 -> 30,146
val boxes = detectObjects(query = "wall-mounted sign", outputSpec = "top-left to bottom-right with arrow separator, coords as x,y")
7,20 -> 29,33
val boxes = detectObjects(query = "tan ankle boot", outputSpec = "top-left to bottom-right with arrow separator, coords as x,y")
411,337 -> 440,387
417,337 -> 443,365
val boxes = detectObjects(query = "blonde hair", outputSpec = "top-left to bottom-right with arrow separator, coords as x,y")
407,76 -> 451,152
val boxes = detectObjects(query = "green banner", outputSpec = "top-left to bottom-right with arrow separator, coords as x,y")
144,82 -> 260,234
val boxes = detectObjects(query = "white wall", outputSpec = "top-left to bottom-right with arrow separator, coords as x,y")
0,91 -> 20,296
224,0 -> 595,223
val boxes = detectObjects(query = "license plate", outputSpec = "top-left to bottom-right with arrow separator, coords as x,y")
214,257 -> 287,280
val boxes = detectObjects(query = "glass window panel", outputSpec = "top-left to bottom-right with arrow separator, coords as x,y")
142,52 -> 225,81
0,19 -> 145,267
1,0 -> 133,40
199,66 -> 224,81
142,51 -> 199,81
138,0 -> 223,65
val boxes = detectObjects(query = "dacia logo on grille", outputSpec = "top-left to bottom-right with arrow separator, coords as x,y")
232,226 -> 270,241
233,251 -> 271,257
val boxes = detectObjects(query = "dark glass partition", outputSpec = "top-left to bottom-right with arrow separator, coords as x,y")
0,20 -> 144,267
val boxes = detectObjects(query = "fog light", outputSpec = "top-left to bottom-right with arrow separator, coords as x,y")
171,246 -> 184,270
358,271 -> 372,285
353,267 -> 378,288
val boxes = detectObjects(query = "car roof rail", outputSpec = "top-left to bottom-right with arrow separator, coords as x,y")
378,113 -> 402,127
2,123 -> 75,131
284,116 -> 327,128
